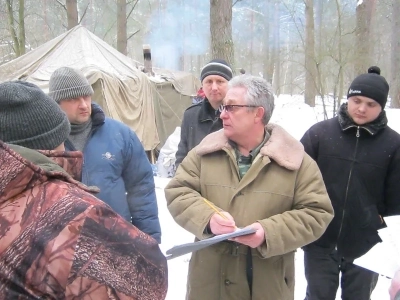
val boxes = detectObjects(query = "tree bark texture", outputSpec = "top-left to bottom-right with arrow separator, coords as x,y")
354,0 -> 376,75
18,0 -> 25,55
117,0 -> 127,55
210,0 -> 234,70
6,0 -> 21,57
66,0 -> 78,30
390,0 -> 400,108
272,1 -> 280,95
304,0 -> 317,107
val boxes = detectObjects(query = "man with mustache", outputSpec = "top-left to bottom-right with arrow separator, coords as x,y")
0,81 -> 167,299
49,67 -> 161,243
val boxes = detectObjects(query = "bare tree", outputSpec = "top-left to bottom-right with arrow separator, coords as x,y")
354,0 -> 376,75
332,0 -> 345,116
304,0 -> 317,106
66,0 -> 78,29
5,0 -> 25,56
210,0 -> 234,68
117,0 -> 127,55
390,0 -> 400,108
272,1 -> 280,95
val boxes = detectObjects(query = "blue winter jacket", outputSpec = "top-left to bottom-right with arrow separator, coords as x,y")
65,104 -> 162,243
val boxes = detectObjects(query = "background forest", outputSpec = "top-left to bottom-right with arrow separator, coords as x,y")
1,0 -> 399,113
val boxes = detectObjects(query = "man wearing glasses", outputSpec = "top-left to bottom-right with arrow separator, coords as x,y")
165,75 -> 334,300
175,59 -> 233,168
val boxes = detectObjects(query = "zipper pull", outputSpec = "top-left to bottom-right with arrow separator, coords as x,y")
356,126 -> 360,138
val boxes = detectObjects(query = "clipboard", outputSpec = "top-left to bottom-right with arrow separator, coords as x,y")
165,227 -> 256,260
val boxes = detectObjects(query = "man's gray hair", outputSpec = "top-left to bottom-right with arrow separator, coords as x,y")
228,75 -> 275,125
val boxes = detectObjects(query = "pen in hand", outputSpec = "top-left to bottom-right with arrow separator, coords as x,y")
203,198 -> 229,220
203,198 -> 237,232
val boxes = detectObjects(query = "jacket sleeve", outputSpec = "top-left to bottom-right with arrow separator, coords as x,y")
256,155 -> 334,258
300,126 -> 319,160
165,148 -> 218,240
384,145 -> 400,216
66,204 -> 167,299
175,110 -> 190,168
122,130 -> 162,243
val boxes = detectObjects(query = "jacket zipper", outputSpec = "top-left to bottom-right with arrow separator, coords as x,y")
336,126 -> 360,246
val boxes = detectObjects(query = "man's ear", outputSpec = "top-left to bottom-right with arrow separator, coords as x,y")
255,106 -> 265,123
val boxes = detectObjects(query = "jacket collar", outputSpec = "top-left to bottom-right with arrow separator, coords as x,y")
37,149 -> 84,181
195,123 -> 304,170
199,99 -> 220,122
0,142 -> 98,204
91,102 -> 106,127
338,103 -> 387,135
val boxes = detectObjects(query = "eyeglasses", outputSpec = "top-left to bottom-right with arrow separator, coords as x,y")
218,105 -> 258,113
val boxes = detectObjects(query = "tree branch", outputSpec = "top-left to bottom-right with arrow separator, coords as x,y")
55,0 -> 67,11
102,20 -> 117,39
126,0 -> 139,20
79,2 -> 90,24
233,0 -> 243,7
127,29 -> 140,40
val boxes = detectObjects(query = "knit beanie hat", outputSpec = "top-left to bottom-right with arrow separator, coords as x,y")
200,59 -> 233,82
49,67 -> 94,103
347,66 -> 389,108
0,81 -> 70,150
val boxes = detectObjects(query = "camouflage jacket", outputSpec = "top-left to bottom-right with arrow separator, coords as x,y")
0,141 -> 167,299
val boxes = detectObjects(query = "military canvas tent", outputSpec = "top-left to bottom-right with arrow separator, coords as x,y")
0,25 -> 200,151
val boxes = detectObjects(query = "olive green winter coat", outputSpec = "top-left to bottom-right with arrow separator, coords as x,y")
165,124 -> 334,300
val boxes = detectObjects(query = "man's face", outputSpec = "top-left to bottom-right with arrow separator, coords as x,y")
220,86 -> 261,143
347,95 -> 382,125
202,75 -> 229,109
59,95 -> 92,124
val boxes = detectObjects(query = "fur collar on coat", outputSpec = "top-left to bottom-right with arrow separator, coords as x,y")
195,123 -> 304,171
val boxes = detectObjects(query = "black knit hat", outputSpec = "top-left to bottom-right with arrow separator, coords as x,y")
49,67 -> 94,103
347,66 -> 389,108
0,81 -> 70,150
200,59 -> 233,82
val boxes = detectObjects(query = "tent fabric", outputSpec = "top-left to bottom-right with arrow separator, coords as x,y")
0,25 -> 200,151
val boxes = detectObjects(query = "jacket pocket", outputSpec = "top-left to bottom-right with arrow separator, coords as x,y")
357,205 -> 382,230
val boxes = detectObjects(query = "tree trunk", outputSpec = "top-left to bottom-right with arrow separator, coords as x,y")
315,0 -> 323,95
262,2 -> 271,82
6,0 -> 21,57
272,1 -> 280,95
18,0 -> 25,55
66,0 -> 78,30
354,0 -> 376,75
390,0 -> 400,108
210,0 -> 234,70
335,0 -> 344,115
304,0 -> 317,107
117,0 -> 127,55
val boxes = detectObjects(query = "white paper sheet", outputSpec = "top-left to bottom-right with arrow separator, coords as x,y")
354,216 -> 400,278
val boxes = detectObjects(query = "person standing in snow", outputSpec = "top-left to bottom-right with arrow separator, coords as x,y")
48,67 -> 162,244
175,59 -> 233,168
301,66 -> 400,300
0,81 -> 167,299
165,74 -> 334,300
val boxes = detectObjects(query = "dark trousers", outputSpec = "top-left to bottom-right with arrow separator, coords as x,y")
304,247 -> 378,300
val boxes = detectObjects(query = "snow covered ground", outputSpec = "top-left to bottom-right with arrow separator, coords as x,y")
156,94 -> 399,299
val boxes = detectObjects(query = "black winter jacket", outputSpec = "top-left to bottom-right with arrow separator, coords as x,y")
175,99 -> 222,166
301,103 -> 400,259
